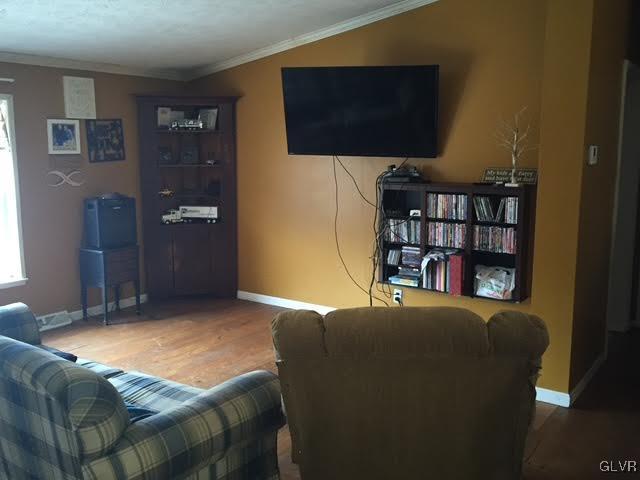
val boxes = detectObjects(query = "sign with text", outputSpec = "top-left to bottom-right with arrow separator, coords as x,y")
482,168 -> 538,185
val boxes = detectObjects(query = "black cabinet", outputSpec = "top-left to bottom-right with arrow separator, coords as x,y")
80,245 -> 141,324
137,96 -> 238,299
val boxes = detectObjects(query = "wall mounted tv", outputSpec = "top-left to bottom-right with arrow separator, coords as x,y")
281,65 -> 439,158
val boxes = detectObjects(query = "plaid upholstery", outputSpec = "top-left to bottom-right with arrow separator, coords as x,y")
0,304 -> 285,479
0,302 -> 41,345
83,371 -> 284,480
77,359 -> 124,379
109,371 -> 203,410
0,336 -> 130,478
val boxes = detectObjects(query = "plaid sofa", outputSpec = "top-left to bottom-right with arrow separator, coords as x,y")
0,303 -> 285,480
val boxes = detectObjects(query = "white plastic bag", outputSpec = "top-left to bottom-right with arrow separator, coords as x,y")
474,265 -> 515,300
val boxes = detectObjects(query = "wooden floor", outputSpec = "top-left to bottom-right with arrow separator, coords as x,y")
43,299 -> 639,480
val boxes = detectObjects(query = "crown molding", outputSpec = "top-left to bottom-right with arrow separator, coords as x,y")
0,51 -> 185,81
0,0 -> 439,82
186,0 -> 440,80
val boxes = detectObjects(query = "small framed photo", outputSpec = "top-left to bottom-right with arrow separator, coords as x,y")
86,119 -> 125,162
47,119 -> 81,155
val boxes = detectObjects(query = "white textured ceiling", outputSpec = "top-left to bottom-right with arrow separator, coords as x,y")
0,0 -> 434,80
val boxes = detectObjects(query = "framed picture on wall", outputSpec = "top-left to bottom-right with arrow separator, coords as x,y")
47,119 -> 81,154
86,119 -> 125,162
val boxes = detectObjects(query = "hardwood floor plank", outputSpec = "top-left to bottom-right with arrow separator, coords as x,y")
43,299 -> 638,480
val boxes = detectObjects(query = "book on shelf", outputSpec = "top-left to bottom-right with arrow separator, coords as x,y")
474,196 -> 518,223
421,249 -> 464,295
473,226 -> 517,254
426,193 -> 467,220
384,218 -> 421,244
426,222 -> 466,248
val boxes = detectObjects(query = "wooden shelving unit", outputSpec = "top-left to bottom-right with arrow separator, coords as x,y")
379,182 -> 536,302
137,96 -> 238,299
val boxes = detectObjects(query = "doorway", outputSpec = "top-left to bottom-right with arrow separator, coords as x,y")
607,60 -> 640,332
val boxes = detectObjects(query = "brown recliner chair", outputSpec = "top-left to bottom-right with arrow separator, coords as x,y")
271,306 -> 549,480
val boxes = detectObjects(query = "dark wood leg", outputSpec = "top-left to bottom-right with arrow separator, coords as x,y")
103,286 -> 109,326
115,285 -> 121,311
81,283 -> 88,321
135,277 -> 141,315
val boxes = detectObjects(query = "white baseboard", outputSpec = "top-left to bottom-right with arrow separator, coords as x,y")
569,352 -> 605,405
535,387 -> 571,407
67,294 -> 148,322
237,290 -> 335,315
237,290 -> 577,408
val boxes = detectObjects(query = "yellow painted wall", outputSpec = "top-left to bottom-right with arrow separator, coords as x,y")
570,0 -> 631,389
192,0 -> 630,394
191,0 -> 582,388
0,0 -> 628,395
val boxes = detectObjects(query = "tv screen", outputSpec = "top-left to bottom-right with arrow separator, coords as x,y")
281,65 -> 439,158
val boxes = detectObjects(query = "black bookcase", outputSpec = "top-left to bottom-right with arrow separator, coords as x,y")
379,182 -> 536,302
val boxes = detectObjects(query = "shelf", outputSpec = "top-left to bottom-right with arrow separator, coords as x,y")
473,221 -> 517,228
385,215 -> 421,220
426,217 -> 466,223
381,280 -> 456,296
470,293 -> 518,303
160,193 -> 219,200
384,241 -> 421,247
158,164 -> 222,169
379,181 -> 534,303
425,245 -> 465,250
472,249 -> 516,255
156,129 -> 222,134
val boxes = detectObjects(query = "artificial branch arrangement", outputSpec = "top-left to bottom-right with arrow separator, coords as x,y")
494,107 -> 536,186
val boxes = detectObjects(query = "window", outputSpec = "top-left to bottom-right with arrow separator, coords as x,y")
0,95 -> 26,287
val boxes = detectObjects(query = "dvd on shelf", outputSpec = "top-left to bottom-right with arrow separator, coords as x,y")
426,193 -> 467,220
473,226 -> 516,254
426,222 -> 466,248
473,196 -> 518,224
384,218 -> 421,244
388,246 -> 422,287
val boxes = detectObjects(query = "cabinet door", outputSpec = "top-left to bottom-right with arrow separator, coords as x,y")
210,225 -> 237,297
145,229 -> 174,298
172,226 -> 213,295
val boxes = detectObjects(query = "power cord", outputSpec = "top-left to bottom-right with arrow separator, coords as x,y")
332,155 -> 411,307
332,156 -> 389,306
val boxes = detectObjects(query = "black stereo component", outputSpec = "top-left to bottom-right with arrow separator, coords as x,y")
84,194 -> 137,249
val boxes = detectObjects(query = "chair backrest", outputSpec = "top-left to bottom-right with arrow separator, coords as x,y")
0,335 -> 129,479
272,307 -> 549,480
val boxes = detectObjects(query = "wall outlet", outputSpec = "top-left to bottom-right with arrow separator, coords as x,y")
393,288 -> 403,305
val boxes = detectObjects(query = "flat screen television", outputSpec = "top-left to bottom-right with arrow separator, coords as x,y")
281,65 -> 439,158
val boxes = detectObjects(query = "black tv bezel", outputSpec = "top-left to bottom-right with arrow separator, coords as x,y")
281,65 -> 439,158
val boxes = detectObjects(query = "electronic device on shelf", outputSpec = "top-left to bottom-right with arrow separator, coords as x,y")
84,194 -> 137,248
161,205 -> 219,224
382,165 -> 425,183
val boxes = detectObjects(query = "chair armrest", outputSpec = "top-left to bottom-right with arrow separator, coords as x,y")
82,370 -> 285,480
0,303 -> 41,345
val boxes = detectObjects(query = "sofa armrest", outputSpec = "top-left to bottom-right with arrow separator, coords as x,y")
0,303 -> 41,345
82,370 -> 285,480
